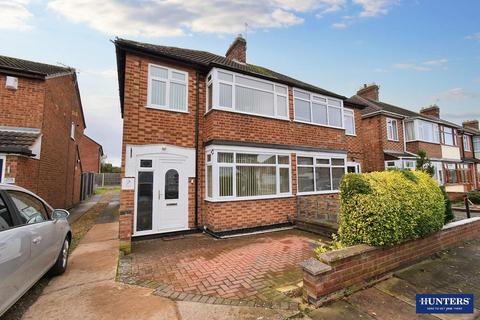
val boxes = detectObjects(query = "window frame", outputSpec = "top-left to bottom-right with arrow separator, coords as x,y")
70,122 -> 75,140
205,68 -> 289,120
146,63 -> 189,113
296,153 -> 347,195
442,127 -> 456,146
0,155 -> 5,183
343,108 -> 356,135
205,146 -> 292,202
463,135 -> 472,152
6,190 -> 52,226
386,118 -> 399,141
293,88 -> 345,129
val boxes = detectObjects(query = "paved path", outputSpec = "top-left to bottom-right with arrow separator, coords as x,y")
119,229 -> 321,308
67,194 -> 102,224
23,199 -> 299,320
308,238 -> 480,320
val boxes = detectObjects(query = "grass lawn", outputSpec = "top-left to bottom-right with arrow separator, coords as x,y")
95,186 -> 120,195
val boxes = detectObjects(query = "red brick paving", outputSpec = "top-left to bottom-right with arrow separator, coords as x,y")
130,229 -> 321,301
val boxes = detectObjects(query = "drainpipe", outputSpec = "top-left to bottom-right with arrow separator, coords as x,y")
194,71 -> 200,228
402,118 -> 407,153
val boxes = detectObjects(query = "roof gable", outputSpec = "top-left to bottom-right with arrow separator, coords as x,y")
0,55 -> 73,79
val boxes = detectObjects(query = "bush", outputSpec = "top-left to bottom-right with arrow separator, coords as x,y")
441,186 -> 454,223
338,170 -> 445,247
468,191 -> 480,205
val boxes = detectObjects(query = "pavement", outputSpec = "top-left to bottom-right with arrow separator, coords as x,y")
308,238 -> 480,320
22,196 -> 300,320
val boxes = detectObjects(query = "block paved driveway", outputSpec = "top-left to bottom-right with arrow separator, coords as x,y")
120,229 -> 323,307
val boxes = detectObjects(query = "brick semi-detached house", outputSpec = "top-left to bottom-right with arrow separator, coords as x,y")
0,55 -> 87,209
350,84 -> 480,197
79,135 -> 103,174
115,36 -> 366,249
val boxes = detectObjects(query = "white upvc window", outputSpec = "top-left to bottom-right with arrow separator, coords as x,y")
296,154 -> 346,194
443,127 -> 455,146
206,68 -> 288,120
344,108 -> 355,135
147,64 -> 188,112
405,119 -> 440,143
205,147 -> 291,201
385,159 -> 415,170
463,135 -> 471,151
70,122 -> 75,140
293,89 -> 344,129
386,118 -> 399,141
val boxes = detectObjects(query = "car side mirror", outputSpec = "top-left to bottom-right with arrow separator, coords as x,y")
52,209 -> 70,220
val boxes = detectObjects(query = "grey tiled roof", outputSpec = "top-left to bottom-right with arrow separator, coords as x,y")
0,55 -> 72,77
352,95 -> 461,128
0,130 -> 40,156
114,38 -> 345,100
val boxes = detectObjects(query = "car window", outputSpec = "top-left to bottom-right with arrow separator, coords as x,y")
7,191 -> 49,225
0,195 -> 15,231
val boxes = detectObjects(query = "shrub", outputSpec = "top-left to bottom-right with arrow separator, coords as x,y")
338,170 -> 445,247
441,186 -> 454,223
468,191 -> 480,205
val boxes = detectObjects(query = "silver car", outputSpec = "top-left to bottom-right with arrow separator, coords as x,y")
0,183 -> 71,316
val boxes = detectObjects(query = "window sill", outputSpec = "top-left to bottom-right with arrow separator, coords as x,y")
297,190 -> 340,196
205,193 -> 294,202
346,133 -> 357,137
145,105 -> 189,114
293,120 -> 345,131
387,139 -> 399,142
406,139 -> 440,145
206,107 -> 290,122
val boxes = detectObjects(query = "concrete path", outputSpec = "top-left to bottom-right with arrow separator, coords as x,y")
23,199 -> 299,320
67,194 -> 102,224
308,238 -> 480,320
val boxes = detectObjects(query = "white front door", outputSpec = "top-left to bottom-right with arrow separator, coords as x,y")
134,156 -> 189,236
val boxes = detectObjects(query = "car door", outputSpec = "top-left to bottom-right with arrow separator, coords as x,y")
0,191 -> 31,315
7,191 -> 58,282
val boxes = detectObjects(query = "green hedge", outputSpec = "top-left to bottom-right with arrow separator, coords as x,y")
468,191 -> 480,205
338,170 -> 445,246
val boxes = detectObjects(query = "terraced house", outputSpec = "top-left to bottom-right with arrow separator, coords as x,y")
351,84 -> 480,197
0,55 -> 86,209
115,36 -> 366,248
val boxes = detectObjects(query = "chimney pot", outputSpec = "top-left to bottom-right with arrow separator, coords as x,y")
225,34 -> 247,63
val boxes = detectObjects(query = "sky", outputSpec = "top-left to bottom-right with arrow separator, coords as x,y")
1,0 -> 479,166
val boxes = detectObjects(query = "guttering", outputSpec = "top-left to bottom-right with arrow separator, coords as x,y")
361,110 -> 406,119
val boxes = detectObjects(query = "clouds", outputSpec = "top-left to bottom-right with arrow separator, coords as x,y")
392,58 -> 448,72
0,0 -> 33,31
439,88 -> 477,100
353,0 -> 397,17
466,32 -> 480,41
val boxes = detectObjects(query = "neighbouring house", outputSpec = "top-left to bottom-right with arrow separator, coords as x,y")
351,84 -> 479,197
460,120 -> 480,190
79,135 -> 103,174
115,35 -> 365,248
0,55 -> 86,209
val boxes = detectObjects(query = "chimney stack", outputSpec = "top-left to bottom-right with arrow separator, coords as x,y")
462,120 -> 479,130
225,34 -> 247,63
357,84 -> 379,101
420,105 -> 440,118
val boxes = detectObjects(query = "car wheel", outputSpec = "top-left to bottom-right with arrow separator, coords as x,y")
47,237 -> 70,276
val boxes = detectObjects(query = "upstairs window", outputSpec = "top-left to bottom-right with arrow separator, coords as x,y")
70,122 -> 75,140
417,120 -> 440,143
463,135 -> 471,151
147,64 -> 188,112
206,68 -> 288,119
386,118 -> 398,141
294,89 -> 343,128
343,109 -> 355,135
443,127 -> 455,146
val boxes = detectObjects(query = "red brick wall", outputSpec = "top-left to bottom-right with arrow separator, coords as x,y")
1,73 -> 84,209
406,141 -> 441,158
360,116 -> 384,172
37,74 -> 84,209
302,218 -> 480,305
346,109 -> 365,168
0,75 -> 45,128
79,136 -> 102,173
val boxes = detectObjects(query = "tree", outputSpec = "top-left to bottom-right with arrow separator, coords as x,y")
101,162 -> 120,173
416,150 -> 434,177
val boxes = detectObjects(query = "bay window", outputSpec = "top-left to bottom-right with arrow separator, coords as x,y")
445,163 -> 457,183
474,136 -> 480,159
206,68 -> 288,119
458,164 -> 470,183
206,148 -> 291,201
344,109 -> 355,135
405,119 -> 439,143
294,89 -> 344,128
297,155 -> 346,194
443,127 -> 455,146
147,64 -> 188,112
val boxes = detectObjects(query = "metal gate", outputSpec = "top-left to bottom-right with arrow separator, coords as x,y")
80,172 -> 95,201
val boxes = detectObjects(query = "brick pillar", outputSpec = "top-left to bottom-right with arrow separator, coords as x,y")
119,189 -> 134,254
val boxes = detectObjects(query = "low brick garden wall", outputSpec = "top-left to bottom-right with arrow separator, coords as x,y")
300,217 -> 480,305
